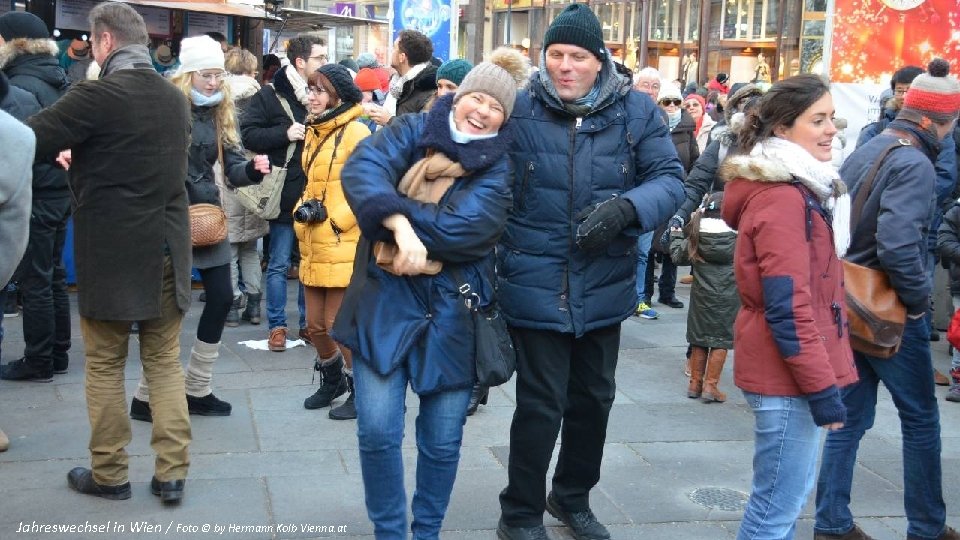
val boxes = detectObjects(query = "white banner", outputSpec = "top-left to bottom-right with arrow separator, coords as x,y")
830,82 -> 886,165
56,0 -> 99,31
186,12 -> 229,38
131,5 -> 171,37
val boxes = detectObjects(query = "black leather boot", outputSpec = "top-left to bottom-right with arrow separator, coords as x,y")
304,353 -> 346,409
466,384 -> 489,416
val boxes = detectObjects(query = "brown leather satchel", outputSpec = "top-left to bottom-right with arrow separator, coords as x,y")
843,134 -> 910,359
189,203 -> 228,247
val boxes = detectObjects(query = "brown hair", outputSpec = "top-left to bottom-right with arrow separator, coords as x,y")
307,70 -> 339,108
685,192 -> 724,263
734,73 -> 831,154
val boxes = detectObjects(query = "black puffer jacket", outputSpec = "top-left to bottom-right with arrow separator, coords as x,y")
671,110 -> 699,174
0,70 -> 39,123
0,39 -> 69,199
240,65 -> 307,224
395,64 -> 437,116
938,202 -> 960,296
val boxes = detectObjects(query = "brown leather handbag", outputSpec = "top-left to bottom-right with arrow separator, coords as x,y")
843,134 -> 910,359
189,203 -> 227,247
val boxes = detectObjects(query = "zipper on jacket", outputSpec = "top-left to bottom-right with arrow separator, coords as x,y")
564,118 -> 580,317
831,302 -> 843,338
518,161 -> 535,212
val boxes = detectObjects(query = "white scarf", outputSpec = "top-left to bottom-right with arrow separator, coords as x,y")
383,62 -> 429,116
285,66 -> 310,106
750,137 -> 851,258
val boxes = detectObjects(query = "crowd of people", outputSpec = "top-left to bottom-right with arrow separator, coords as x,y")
1,2 -> 959,539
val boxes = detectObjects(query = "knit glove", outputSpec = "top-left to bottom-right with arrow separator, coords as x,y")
806,385 -> 847,427
659,215 -> 685,252
575,197 -> 637,252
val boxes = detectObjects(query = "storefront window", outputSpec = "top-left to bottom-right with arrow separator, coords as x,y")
650,0 -> 680,41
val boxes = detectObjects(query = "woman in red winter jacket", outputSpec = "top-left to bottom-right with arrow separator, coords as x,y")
718,73 -> 858,539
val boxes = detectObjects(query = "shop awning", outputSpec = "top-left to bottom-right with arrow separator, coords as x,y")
266,7 -> 386,33
120,0 -> 277,20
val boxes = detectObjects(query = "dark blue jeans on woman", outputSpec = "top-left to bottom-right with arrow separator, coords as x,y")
815,317 -> 946,539
353,357 -> 472,539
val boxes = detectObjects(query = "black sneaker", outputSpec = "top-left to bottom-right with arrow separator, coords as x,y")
497,519 -> 549,540
545,492 -> 610,540
186,393 -> 232,416
0,358 -> 53,382
130,397 -> 153,423
53,358 -> 69,374
658,297 -> 685,309
67,467 -> 131,500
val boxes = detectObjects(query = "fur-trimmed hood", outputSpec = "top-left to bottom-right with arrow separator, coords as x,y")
0,37 -> 59,69
0,38 -> 68,103
718,151 -> 794,185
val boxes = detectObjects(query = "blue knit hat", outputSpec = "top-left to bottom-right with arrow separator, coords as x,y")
543,4 -> 605,60
436,58 -> 473,87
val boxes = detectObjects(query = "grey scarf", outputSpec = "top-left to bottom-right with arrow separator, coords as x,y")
99,44 -> 153,78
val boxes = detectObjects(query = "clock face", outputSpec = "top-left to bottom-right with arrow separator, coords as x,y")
879,0 -> 924,10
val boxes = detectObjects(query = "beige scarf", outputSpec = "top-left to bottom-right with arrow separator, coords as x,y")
375,151 -> 466,275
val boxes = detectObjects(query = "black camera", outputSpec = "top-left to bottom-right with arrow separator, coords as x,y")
294,199 -> 327,224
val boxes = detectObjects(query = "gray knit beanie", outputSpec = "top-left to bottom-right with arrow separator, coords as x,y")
454,47 -> 528,118
543,4 -> 606,60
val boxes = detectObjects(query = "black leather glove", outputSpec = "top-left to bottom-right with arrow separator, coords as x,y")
575,196 -> 636,252
659,215 -> 685,251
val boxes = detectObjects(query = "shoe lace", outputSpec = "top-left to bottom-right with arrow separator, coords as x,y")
311,357 -> 324,385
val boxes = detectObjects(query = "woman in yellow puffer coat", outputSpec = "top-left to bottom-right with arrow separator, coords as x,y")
294,64 -> 370,420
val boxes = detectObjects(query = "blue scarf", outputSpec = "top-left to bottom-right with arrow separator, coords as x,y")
572,79 -> 602,109
190,89 -> 224,107
667,109 -> 682,131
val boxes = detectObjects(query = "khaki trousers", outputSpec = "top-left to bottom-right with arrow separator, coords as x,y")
80,257 -> 191,485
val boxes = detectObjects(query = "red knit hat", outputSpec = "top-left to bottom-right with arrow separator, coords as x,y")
354,68 -> 380,92
684,93 -> 706,110
902,58 -> 960,122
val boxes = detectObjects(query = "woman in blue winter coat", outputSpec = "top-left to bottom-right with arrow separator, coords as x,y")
333,48 -> 527,539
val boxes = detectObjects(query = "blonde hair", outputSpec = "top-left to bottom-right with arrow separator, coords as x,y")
225,47 -> 257,76
170,71 -> 241,149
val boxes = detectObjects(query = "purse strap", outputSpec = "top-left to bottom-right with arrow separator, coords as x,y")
849,132 -> 912,233
449,267 -> 480,312
269,84 -> 298,169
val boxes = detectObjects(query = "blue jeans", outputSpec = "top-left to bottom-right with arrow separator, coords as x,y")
265,222 -> 305,330
353,358 -> 471,540
815,317 -> 945,539
635,231 -> 653,301
737,391 -> 822,540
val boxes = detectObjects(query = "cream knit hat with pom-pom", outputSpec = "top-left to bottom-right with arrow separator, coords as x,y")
453,47 -> 529,117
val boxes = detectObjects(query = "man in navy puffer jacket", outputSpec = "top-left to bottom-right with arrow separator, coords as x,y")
496,5 -> 685,540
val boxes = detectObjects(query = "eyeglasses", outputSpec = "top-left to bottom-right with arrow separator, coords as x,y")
307,87 -> 328,95
637,81 -> 661,91
659,99 -> 682,106
684,101 -> 701,108
309,54 -> 329,63
197,71 -> 227,82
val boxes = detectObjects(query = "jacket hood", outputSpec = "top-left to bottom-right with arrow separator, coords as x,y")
696,221 -> 737,265
0,39 -> 68,90
718,151 -> 794,230
225,74 -> 260,101
0,37 -> 59,69
410,64 -> 438,91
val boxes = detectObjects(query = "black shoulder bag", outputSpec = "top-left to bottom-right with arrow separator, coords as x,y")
449,267 -> 516,387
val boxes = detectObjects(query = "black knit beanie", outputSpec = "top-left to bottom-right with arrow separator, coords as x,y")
0,12 -> 49,41
316,63 -> 362,105
543,4 -> 605,60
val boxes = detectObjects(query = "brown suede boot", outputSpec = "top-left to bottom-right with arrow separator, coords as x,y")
687,346 -> 708,398
701,348 -> 728,403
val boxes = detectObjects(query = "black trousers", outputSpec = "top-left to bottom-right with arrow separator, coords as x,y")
15,197 -> 71,370
499,324 -> 620,526
196,263 -> 233,344
644,248 -> 677,302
